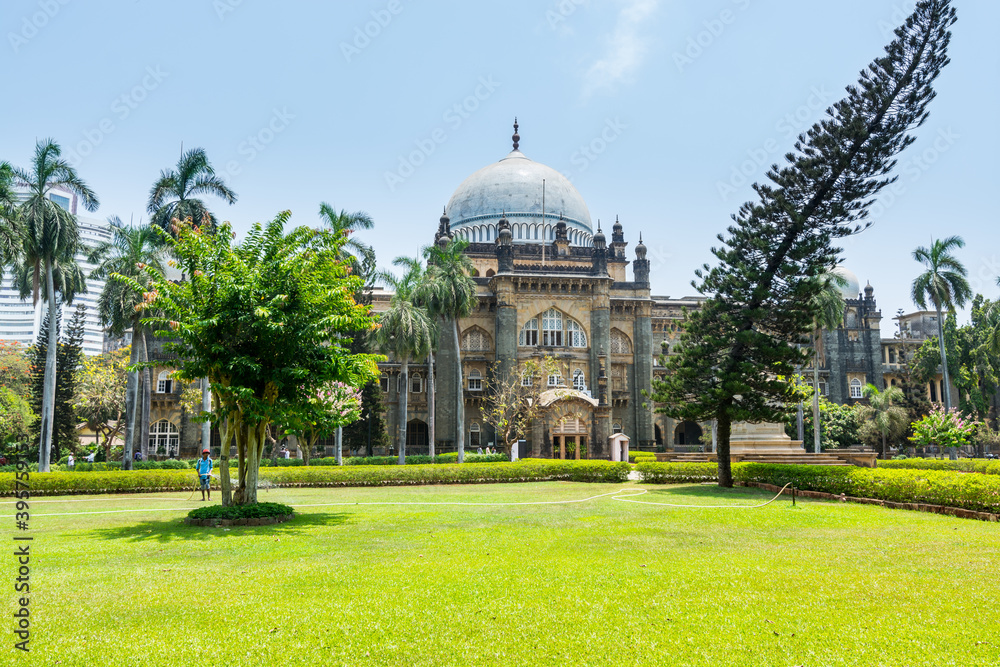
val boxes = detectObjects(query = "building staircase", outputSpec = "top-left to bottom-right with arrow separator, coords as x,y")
660,452 -> 858,466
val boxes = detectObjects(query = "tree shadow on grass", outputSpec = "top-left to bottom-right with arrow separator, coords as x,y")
85,512 -> 352,543
639,485 -> 774,500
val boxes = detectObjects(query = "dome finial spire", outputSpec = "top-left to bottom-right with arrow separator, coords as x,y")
512,117 -> 520,151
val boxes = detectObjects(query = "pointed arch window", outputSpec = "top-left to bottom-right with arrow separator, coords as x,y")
149,420 -> 179,457
567,320 -> 587,348
572,369 -> 586,391
519,318 -> 539,346
541,309 -> 563,346
610,329 -> 632,355
462,327 -> 493,352
411,373 -> 423,394
850,378 -> 863,399
156,370 -> 173,394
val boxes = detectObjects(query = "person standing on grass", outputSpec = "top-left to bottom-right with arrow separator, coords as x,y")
195,448 -> 213,501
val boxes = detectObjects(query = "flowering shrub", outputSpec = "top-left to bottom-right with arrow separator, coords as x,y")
909,405 -> 978,451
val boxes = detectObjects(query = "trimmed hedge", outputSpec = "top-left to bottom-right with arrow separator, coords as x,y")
635,462 -> 1000,515
187,502 -> 293,520
634,462 -> 718,483
0,459 -> 629,496
877,459 -> 1000,476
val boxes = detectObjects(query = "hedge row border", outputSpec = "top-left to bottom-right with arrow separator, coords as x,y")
743,482 -> 1000,523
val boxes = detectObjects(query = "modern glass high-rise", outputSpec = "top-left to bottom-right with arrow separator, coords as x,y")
0,187 -> 112,356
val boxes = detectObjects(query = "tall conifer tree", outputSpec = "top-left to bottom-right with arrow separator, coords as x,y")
651,1 -> 957,486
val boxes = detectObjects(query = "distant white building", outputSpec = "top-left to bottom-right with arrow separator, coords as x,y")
0,187 -> 112,356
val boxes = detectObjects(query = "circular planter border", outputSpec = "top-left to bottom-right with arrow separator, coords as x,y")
184,513 -> 294,527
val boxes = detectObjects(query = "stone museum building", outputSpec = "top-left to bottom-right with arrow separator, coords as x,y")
369,123 -> 949,459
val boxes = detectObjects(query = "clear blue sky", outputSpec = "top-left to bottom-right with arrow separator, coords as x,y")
3,0 -> 997,327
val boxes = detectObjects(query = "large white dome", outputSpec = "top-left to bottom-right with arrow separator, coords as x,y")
831,266 -> 861,300
446,149 -> 593,246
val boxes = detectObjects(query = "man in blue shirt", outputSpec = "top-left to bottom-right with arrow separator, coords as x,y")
195,449 -> 213,501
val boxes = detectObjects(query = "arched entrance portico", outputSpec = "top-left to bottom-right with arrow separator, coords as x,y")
539,389 -> 599,460
674,421 -> 703,446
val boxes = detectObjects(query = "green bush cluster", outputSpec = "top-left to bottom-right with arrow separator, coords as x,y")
0,459 -> 628,495
187,502 -> 293,520
634,462 -> 717,483
341,453 -> 508,466
630,452 -> 658,464
877,459 -> 1000,476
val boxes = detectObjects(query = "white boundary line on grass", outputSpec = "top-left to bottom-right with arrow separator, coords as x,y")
0,485 -> 793,518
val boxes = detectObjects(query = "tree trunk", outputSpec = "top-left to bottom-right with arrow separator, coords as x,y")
453,320 -> 465,463
201,377 -> 211,452
935,304 -> 958,460
38,263 -> 58,473
399,358 -> 409,465
302,433 -> 312,466
218,409 -> 233,507
139,329 -> 151,460
716,407 -> 733,488
238,421 -> 266,505
427,349 -> 436,459
813,342 -> 822,454
881,429 -> 887,460
796,400 -> 804,443
122,320 -> 140,470
335,426 -> 343,465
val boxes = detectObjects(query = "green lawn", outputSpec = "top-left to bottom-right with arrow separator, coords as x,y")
10,482 -> 1000,666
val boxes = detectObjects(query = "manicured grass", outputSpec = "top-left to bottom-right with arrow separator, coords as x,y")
10,482 -> 1000,666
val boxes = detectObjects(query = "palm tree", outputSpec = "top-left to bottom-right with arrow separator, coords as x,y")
318,203 -> 375,269
0,162 -> 19,267
147,148 -> 236,233
859,383 -> 908,459
10,139 -> 99,472
89,219 -> 166,468
423,237 -> 477,462
808,271 -> 848,453
987,277 -> 1000,357
911,236 -> 971,418
376,259 -> 434,464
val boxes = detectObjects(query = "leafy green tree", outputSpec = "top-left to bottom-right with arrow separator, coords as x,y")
482,357 -> 560,455
88,219 -> 166,468
808,271 -> 848,453
909,404 -> 978,458
911,235 -> 972,421
342,380 -> 389,456
856,383 -> 909,459
0,340 -> 32,396
117,213 -> 379,505
651,1 -> 956,486
0,388 -> 33,456
284,382 -> 362,466
28,306 -> 86,462
423,237 -> 477,462
376,258 -> 434,464
147,148 -> 236,234
10,139 -> 98,471
72,346 -> 129,462
912,297 -> 1000,423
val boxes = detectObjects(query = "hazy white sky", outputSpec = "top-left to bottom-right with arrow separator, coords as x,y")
3,0 -> 997,326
